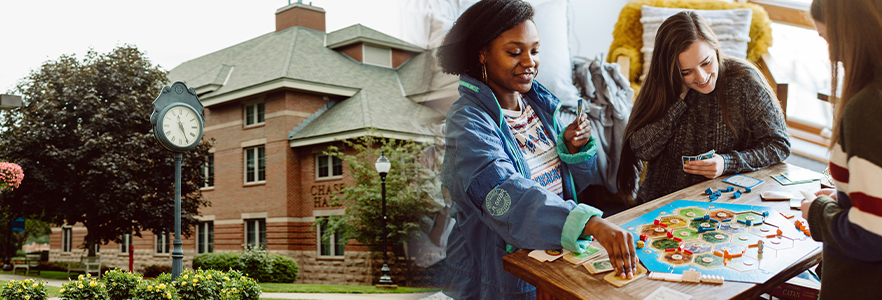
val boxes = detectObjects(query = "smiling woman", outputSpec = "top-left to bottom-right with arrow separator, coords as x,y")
617,11 -> 791,204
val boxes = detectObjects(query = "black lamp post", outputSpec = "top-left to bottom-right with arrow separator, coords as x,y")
374,151 -> 393,286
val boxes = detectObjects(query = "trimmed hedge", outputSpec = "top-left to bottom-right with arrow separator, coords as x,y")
192,252 -> 239,271
192,250 -> 298,283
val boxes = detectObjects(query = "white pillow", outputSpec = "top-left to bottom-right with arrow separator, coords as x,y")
639,5 -> 752,83
455,0 -> 580,107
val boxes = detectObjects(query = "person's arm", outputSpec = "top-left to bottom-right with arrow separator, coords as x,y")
629,99 -> 688,161
445,107 -> 601,252
807,94 -> 882,261
718,75 -> 790,174
557,114 -> 599,196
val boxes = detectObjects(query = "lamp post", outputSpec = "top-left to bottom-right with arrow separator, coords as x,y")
374,151 -> 394,286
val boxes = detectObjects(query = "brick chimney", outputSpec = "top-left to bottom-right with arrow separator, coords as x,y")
275,1 -> 326,32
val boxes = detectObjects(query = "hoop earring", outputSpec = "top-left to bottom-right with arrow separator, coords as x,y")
482,63 -> 488,83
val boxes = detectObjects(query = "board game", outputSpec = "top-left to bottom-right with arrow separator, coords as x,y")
622,200 -> 820,284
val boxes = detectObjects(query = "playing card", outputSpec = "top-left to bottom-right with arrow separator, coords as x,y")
723,174 -> 764,188
760,191 -> 793,200
584,258 -> 615,274
562,246 -> 601,265
529,249 -> 569,262
603,264 -> 647,287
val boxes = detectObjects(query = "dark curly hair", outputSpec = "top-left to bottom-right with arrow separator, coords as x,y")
436,0 -> 534,80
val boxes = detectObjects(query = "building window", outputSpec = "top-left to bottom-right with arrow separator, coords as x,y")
119,234 -> 132,254
155,231 -> 170,255
244,146 -> 266,183
363,44 -> 392,68
244,102 -> 265,126
317,218 -> 345,257
62,228 -> 72,253
316,155 -> 343,179
196,221 -> 214,254
203,154 -> 214,188
244,219 -> 266,248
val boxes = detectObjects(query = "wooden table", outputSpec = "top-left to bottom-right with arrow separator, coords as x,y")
503,163 -> 824,300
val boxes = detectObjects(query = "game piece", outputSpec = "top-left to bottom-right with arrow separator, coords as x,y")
757,240 -> 764,253
648,272 -> 683,283
745,187 -> 752,193
705,188 -> 713,195
700,274 -> 724,285
686,212 -> 695,217
726,186 -> 734,192
584,259 -> 614,274
716,212 -> 727,218
682,269 -> 701,283
763,211 -> 770,217
637,240 -> 645,249
640,234 -> 648,241
733,190 -> 742,199
603,264 -> 647,287
723,174 -> 764,189
673,237 -> 682,242
717,189 -> 726,194
721,218 -> 731,222
679,231 -> 690,237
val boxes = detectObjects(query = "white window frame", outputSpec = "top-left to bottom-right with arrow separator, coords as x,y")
317,217 -> 345,258
244,219 -> 266,248
244,102 -> 265,126
62,227 -> 72,253
155,231 -> 170,255
244,146 -> 266,184
362,44 -> 393,68
202,154 -> 214,188
119,233 -> 132,254
315,155 -> 343,180
196,221 -> 214,254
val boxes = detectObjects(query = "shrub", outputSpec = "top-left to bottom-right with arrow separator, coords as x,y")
59,274 -> 108,300
219,270 -> 260,300
142,265 -> 172,278
156,269 -> 220,300
133,280 -> 180,300
237,246 -> 274,282
103,269 -> 142,300
192,252 -> 239,271
0,278 -> 49,300
266,255 -> 299,283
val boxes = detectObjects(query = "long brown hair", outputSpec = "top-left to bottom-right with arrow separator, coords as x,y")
823,0 -> 882,149
616,11 -> 773,202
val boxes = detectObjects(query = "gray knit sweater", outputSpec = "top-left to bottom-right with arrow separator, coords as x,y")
630,60 -> 790,203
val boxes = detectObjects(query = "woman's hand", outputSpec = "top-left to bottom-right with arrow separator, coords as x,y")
802,189 -> 836,219
815,188 -> 837,200
564,113 -> 592,154
584,216 -> 637,278
684,154 -> 725,179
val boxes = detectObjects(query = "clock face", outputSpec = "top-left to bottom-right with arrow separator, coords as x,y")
160,105 -> 202,148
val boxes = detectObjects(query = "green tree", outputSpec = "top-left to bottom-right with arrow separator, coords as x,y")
0,45 -> 211,256
318,134 -> 440,254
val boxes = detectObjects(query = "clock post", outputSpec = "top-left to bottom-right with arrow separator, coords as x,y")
150,82 -> 205,279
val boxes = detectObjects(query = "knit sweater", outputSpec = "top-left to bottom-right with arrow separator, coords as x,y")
630,60 -> 790,203
808,75 -> 882,300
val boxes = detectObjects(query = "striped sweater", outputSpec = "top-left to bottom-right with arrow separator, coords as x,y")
808,76 -> 882,299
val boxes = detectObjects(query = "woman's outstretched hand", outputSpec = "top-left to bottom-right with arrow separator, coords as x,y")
583,216 -> 638,278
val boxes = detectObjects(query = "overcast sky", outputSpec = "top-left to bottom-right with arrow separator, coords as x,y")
0,0 -> 404,94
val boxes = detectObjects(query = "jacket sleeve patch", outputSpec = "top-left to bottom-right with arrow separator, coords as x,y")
485,188 -> 512,217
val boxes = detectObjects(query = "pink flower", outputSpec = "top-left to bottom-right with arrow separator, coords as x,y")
0,162 -> 24,191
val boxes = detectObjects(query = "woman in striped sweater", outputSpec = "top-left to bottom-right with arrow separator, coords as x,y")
802,1 -> 882,299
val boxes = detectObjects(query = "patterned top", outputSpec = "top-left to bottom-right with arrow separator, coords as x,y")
502,95 -> 563,197
629,60 -> 790,203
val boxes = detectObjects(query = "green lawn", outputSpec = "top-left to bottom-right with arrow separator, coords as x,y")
0,280 -> 62,297
0,270 -> 73,280
258,283 -> 439,294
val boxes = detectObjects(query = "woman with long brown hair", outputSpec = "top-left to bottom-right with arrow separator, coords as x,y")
617,11 -> 790,203
801,1 -> 882,299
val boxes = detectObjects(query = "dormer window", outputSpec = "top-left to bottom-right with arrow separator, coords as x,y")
363,44 -> 392,68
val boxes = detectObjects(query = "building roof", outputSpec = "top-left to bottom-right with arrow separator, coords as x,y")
326,24 -> 425,53
168,25 -> 443,146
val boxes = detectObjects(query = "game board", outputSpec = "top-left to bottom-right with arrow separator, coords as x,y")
622,200 -> 820,284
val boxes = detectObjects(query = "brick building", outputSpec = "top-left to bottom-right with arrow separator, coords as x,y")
49,2 -> 455,285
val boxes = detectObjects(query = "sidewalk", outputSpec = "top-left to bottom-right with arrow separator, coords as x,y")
0,274 -> 450,300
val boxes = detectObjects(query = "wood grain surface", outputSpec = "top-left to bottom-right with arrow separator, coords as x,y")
503,163 -> 824,300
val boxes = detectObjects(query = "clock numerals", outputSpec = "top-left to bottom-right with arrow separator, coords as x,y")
165,131 -> 172,136
171,136 -> 176,143
190,132 -> 196,137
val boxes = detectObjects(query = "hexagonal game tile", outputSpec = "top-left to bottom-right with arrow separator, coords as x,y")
719,222 -> 747,234
733,233 -> 761,247
684,241 -> 713,254
744,246 -> 776,260
736,212 -> 764,225
678,207 -> 707,219
640,224 -> 670,239
651,238 -> 682,251
693,253 -> 725,269
750,225 -> 779,236
701,232 -> 731,244
713,242 -> 745,255
662,252 -> 693,265
763,237 -> 794,251
689,219 -> 718,231
726,256 -> 760,272
709,210 -> 736,222
672,228 -> 700,240
660,216 -> 689,228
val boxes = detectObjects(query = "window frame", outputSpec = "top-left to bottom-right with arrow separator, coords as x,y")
119,233 -> 131,254
244,146 -> 266,184
244,102 -> 265,127
196,221 -> 215,254
316,217 -> 345,258
154,231 -> 170,255
62,227 -> 72,253
244,219 -> 267,249
362,44 -> 393,68
202,154 -> 215,189
315,155 -> 343,180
